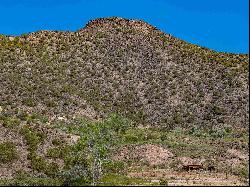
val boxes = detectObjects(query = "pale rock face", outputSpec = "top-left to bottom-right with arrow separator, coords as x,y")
58,116 -> 66,121
70,135 -> 81,144
8,36 -> 15,41
178,157 -> 205,166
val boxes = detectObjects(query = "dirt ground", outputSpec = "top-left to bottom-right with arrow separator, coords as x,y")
128,169 -> 247,186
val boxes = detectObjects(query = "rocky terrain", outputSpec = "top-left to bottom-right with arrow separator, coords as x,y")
0,17 -> 249,186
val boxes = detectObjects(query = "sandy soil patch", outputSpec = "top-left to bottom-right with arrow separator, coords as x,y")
113,144 -> 174,166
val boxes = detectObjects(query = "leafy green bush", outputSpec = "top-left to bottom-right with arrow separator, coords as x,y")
59,165 -> 91,186
0,178 -> 63,186
0,142 -> 18,164
51,138 -> 65,146
159,179 -> 168,186
20,125 -> 46,151
102,160 -> 125,173
233,165 -> 249,179
124,133 -> 139,143
50,113 -> 133,185
1,116 -> 20,129
46,146 -> 71,159
28,152 -> 59,177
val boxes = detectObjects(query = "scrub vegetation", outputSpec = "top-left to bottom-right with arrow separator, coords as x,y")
0,17 -> 248,186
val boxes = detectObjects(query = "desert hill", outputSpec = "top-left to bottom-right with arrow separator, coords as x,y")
0,17 -> 249,186
0,17 -> 248,130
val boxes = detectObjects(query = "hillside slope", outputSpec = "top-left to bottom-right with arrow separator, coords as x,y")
0,17 -> 249,131
0,17 -> 249,186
